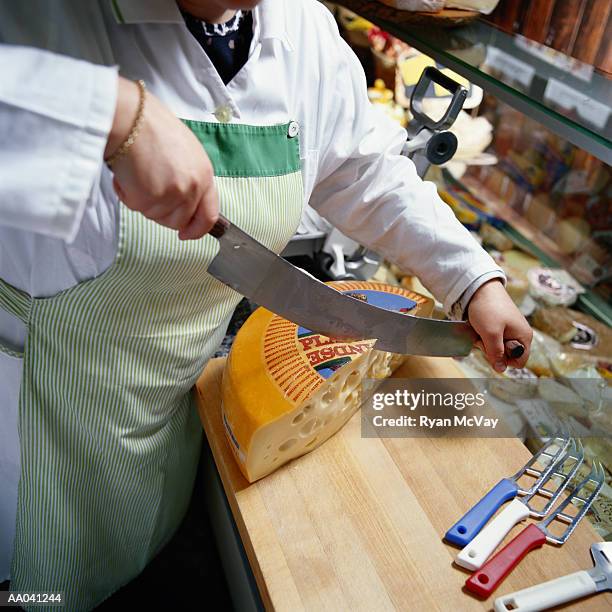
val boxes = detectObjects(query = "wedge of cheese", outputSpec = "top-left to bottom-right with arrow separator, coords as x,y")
221,281 -> 433,482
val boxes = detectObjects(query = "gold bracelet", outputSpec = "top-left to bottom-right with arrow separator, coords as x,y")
105,79 -> 147,169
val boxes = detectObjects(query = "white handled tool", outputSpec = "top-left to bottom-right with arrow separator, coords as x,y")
494,541 -> 612,612
456,439 -> 583,571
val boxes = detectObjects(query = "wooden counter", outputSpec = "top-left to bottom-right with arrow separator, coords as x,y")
195,356 -> 610,611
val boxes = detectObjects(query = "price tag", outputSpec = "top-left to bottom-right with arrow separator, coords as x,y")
514,36 -> 594,82
485,47 -> 535,89
544,78 -> 611,130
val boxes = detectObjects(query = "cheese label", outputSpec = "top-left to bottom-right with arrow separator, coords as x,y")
263,283 -> 419,405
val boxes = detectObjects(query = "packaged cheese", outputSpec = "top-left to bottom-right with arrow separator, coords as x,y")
498,250 -> 541,275
555,217 -> 591,255
532,306 -> 578,343
526,329 -> 561,377
221,281 -> 433,482
503,264 -> 529,305
527,268 -> 584,306
492,250 -> 537,306
537,378 -> 584,420
533,307 -> 612,359
479,222 -> 513,251
569,310 -> 612,359
489,367 -> 538,403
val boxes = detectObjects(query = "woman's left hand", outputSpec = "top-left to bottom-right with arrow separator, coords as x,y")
466,279 -> 533,373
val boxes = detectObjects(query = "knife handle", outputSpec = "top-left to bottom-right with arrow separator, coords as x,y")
494,571 -> 597,612
466,524 -> 547,598
505,340 -> 525,360
445,478 -> 519,547
456,497 -> 530,571
210,214 -> 230,239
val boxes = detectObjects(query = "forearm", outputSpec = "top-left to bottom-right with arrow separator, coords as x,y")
310,122 -> 504,311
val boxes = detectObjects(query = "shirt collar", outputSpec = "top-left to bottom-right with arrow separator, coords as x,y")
111,0 -> 291,48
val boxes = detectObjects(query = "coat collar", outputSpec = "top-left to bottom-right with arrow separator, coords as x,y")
111,0 -> 290,46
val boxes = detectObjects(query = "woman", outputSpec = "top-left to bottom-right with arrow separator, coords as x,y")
0,0 -> 532,608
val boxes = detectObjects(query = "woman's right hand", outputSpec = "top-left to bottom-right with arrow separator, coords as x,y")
105,77 -> 218,240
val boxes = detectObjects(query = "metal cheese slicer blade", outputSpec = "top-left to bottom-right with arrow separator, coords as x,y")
528,439 -> 584,518
206,214 -> 480,356
511,434 -> 572,496
539,461 -> 605,544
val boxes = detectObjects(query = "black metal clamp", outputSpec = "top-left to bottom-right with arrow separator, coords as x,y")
404,66 -> 468,168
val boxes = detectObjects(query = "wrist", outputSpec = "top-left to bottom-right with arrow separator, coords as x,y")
104,77 -> 141,160
466,278 -> 504,318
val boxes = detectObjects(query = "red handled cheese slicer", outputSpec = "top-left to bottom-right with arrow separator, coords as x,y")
465,462 -> 605,598
445,435 -> 570,547
494,541 -> 612,612
456,439 -> 584,571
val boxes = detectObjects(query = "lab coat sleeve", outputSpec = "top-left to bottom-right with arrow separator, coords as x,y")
307,9 -> 504,314
0,44 -> 118,242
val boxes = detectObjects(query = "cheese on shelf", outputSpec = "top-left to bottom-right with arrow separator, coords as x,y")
221,281 -> 433,482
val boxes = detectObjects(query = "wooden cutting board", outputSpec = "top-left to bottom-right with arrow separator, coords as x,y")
195,357 -> 611,611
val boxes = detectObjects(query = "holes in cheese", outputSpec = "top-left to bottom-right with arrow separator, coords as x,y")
342,370 -> 361,394
291,412 -> 305,425
278,438 -> 298,452
299,418 -> 319,437
221,281 -> 433,482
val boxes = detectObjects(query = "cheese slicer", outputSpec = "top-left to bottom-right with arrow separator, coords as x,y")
465,462 -> 605,598
456,439 -> 584,570
493,541 -> 612,612
445,435 -> 570,547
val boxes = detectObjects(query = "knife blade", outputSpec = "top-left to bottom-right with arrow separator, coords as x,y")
207,214 -> 478,356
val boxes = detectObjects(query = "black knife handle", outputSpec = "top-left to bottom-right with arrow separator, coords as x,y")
210,214 -> 230,239
505,340 -> 525,360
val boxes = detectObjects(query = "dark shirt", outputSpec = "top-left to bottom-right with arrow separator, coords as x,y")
182,10 -> 254,85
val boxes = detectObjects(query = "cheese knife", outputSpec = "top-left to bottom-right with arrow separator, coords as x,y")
208,214 -> 524,357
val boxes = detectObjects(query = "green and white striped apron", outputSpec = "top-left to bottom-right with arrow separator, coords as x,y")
0,120 -> 303,610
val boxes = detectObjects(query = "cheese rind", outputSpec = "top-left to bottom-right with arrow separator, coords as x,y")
221,281 -> 433,482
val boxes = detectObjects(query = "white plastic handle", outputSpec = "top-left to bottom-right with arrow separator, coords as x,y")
494,570 -> 597,612
456,498 -> 530,570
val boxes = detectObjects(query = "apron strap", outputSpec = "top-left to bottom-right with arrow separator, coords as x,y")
0,277 -> 31,324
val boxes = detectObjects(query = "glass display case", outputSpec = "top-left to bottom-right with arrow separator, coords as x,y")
335,0 -> 611,162
331,0 -> 611,540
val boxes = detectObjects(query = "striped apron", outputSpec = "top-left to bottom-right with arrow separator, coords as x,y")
0,120 -> 303,610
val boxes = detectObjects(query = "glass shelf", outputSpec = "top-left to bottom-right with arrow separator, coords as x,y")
337,0 -> 612,165
450,173 -> 612,326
